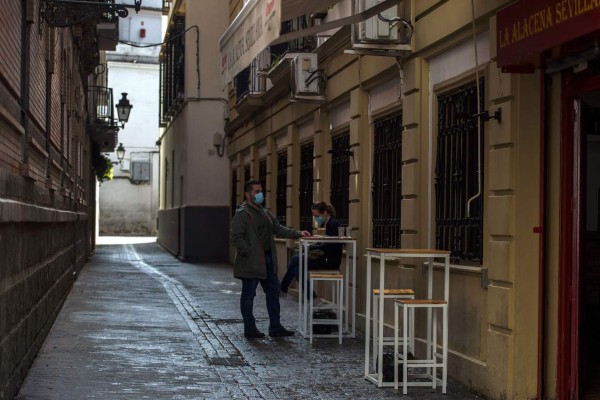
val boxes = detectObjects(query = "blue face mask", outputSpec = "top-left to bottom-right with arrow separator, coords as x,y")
253,192 -> 264,205
314,215 -> 324,226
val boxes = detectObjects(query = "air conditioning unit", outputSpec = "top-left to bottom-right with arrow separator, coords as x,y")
361,0 -> 398,42
291,53 -> 320,95
347,0 -> 415,57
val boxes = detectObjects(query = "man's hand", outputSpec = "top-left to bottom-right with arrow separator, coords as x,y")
300,230 -> 312,237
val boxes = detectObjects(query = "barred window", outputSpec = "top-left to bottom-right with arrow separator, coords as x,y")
159,15 -> 185,127
276,150 -> 287,225
231,169 -> 238,216
435,81 -> 484,263
259,158 -> 267,208
299,142 -> 314,232
244,164 -> 251,183
330,133 -> 350,226
372,114 -> 402,248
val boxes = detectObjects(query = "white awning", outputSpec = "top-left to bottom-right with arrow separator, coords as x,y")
219,0 -> 400,86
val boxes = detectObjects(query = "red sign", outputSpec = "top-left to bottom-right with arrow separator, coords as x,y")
497,0 -> 600,67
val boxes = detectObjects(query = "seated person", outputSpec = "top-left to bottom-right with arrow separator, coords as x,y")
280,202 -> 343,298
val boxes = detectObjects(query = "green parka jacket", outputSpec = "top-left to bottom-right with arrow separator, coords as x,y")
230,201 -> 302,279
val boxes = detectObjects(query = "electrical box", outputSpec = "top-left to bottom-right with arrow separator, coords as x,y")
361,0 -> 398,42
291,53 -> 319,96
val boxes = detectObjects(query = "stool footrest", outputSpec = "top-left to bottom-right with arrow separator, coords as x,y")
395,299 -> 447,305
310,273 -> 344,278
373,288 -> 414,295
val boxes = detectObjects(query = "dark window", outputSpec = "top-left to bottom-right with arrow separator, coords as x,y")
276,150 -> 288,225
330,133 -> 350,226
259,158 -> 267,208
372,114 -> 402,248
159,15 -> 185,127
244,164 -> 251,183
231,169 -> 238,216
435,81 -> 484,263
299,142 -> 314,232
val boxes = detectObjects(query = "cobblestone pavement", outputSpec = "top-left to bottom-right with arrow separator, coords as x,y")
16,240 -> 483,400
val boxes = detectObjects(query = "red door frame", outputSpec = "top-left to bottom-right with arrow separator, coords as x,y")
558,72 -> 600,400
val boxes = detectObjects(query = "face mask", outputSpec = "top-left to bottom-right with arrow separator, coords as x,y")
314,216 -> 324,226
253,192 -> 264,205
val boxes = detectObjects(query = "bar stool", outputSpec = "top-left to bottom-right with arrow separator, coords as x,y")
309,273 -> 344,344
393,299 -> 448,394
372,289 -> 415,369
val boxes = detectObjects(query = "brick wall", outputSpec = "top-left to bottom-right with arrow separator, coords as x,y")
0,2 -> 96,399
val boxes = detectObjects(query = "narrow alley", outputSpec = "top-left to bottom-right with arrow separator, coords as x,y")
15,239 -> 480,400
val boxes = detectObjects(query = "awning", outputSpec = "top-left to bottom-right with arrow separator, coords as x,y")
219,0 -> 401,86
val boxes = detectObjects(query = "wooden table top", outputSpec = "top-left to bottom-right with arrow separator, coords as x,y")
365,248 -> 450,255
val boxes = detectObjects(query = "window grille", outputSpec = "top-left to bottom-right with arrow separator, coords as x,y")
372,114 -> 402,248
299,142 -> 314,232
259,158 -> 267,208
244,164 -> 251,183
276,150 -> 288,225
159,15 -> 185,126
435,81 -> 484,263
270,16 -> 317,62
231,169 -> 238,216
330,133 -> 350,226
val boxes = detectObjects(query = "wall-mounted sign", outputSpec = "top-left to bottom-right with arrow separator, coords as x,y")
219,0 -> 281,87
497,0 -> 600,68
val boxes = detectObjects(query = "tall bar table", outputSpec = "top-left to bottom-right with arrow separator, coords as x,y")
363,248 -> 451,387
297,237 -> 357,338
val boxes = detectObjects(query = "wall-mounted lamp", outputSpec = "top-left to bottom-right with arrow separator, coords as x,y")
116,93 -> 133,128
113,142 -> 126,165
213,132 -> 225,157
473,108 -> 502,124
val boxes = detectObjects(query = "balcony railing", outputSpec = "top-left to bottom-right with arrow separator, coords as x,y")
234,16 -> 318,104
159,15 -> 185,126
86,85 -> 118,151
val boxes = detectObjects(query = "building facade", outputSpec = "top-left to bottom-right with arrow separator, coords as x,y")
0,1 -> 129,398
158,0 -> 230,261
100,0 -> 162,236
157,0 -> 600,398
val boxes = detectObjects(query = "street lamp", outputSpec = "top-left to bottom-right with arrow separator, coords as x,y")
116,93 -> 133,128
116,143 -> 126,163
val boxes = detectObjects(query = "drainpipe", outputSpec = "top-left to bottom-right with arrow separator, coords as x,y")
20,0 -> 31,163
537,67 -> 549,400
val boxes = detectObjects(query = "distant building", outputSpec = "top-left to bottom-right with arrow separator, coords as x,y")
100,0 -> 162,236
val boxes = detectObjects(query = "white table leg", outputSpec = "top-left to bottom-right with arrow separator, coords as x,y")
352,242 -> 356,337
364,253 -> 372,379
377,254 -> 385,387
298,241 -> 303,334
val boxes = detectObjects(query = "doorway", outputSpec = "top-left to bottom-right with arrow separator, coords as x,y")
580,94 -> 600,400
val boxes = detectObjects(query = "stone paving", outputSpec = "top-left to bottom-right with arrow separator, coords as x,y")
15,240 -> 484,400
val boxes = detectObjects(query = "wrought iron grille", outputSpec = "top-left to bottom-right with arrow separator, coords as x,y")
244,164 -> 251,183
270,17 -> 318,61
276,150 -> 288,225
330,133 -> 350,226
299,142 -> 314,232
231,169 -> 238,216
159,15 -> 185,126
372,114 -> 402,248
259,158 -> 267,208
435,81 -> 484,263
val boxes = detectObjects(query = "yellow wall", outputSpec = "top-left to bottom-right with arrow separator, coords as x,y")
225,1 -> 547,399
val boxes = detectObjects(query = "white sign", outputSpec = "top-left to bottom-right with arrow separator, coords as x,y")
220,0 -> 281,86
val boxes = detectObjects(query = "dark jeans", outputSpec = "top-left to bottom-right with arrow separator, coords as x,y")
240,252 -> 282,332
280,254 -> 337,299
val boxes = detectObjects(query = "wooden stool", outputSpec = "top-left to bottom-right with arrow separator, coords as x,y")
394,299 -> 448,394
309,273 -> 344,344
372,288 -> 415,378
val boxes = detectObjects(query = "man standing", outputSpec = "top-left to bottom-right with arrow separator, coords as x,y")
230,180 -> 311,338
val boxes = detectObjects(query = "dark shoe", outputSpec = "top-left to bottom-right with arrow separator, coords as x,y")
269,326 -> 295,337
244,329 -> 266,339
